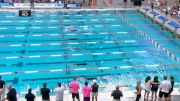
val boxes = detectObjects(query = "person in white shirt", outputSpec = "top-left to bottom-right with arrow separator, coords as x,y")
144,76 -> 151,101
53,82 -> 65,101
159,76 -> 171,101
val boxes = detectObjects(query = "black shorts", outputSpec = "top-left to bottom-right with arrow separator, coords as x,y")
84,97 -> 90,101
159,91 -> 169,98
124,0 -> 127,2
151,88 -> 158,92
72,93 -> 79,99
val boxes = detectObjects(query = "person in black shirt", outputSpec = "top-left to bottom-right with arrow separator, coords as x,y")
0,75 -> 5,101
111,85 -> 123,101
40,83 -> 50,101
7,85 -> 17,101
25,88 -> 35,101
169,76 -> 174,99
151,76 -> 160,101
91,80 -> 99,101
151,2 -> 154,11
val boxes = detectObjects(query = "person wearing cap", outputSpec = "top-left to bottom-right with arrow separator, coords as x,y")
91,79 -> 99,101
111,85 -> 123,101
25,88 -> 35,101
52,82 -> 65,101
134,81 -> 142,101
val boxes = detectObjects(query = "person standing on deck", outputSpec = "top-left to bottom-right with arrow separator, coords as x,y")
7,85 -> 17,101
30,0 -> 34,9
25,88 -> 36,101
0,75 -> 5,101
91,79 -> 99,101
111,85 -> 123,101
151,76 -> 160,101
40,83 -> 50,101
159,76 -> 171,101
169,76 -> 174,100
144,76 -> 151,101
82,81 -> 92,101
135,81 -> 142,101
69,77 -> 80,101
52,82 -> 66,101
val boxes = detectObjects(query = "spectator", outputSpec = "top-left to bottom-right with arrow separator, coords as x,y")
69,77 -> 80,101
160,0 -> 167,12
111,85 -> 123,101
124,0 -> 127,8
91,79 -> 99,101
170,4 -> 178,16
159,76 -> 171,101
147,0 -> 152,5
0,0 -> 4,3
135,81 -> 142,101
151,2 -> 154,11
52,82 -> 65,101
169,76 -> 174,99
7,85 -> 17,101
151,76 -> 159,101
55,0 -> 59,3
154,0 -> 160,7
144,76 -> 151,101
40,83 -> 50,101
29,0 -> 34,9
82,81 -> 91,101
89,0 -> 91,5
25,88 -> 35,101
0,75 -> 5,101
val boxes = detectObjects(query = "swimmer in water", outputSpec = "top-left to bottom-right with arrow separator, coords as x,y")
70,29 -> 78,32
73,63 -> 87,66
66,47 -> 80,51
68,38 -> 80,40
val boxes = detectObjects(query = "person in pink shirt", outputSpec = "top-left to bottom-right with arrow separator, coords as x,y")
69,77 -> 80,101
82,81 -> 92,101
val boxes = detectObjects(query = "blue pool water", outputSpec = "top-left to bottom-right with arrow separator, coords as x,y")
0,10 -> 179,95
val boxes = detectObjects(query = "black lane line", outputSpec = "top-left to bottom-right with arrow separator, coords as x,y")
30,38 -> 104,42
22,75 -> 98,82
25,57 -> 153,66
27,45 -> 150,53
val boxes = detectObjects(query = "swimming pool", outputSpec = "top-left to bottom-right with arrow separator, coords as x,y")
0,10 -> 179,95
